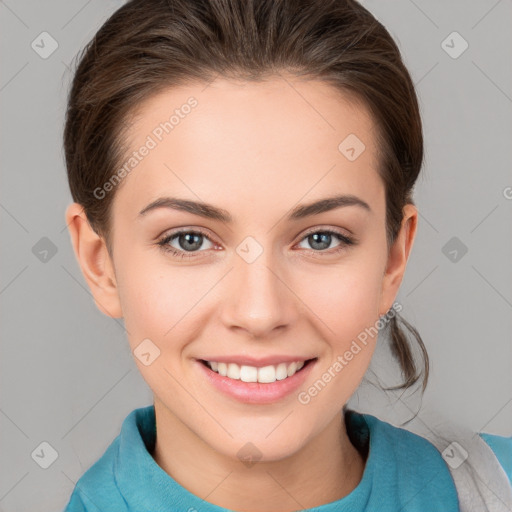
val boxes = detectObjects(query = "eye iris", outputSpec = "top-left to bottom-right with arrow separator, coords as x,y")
309,232 -> 331,250
180,233 -> 203,251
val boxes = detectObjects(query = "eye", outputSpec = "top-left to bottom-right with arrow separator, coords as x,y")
157,228 -> 215,258
157,227 -> 356,259
296,228 -> 355,254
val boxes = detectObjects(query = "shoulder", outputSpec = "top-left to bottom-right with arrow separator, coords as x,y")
362,411 -> 456,472
348,410 -> 512,511
63,406 -> 152,511
63,436 -> 126,511
347,411 -> 460,510
479,432 -> 512,485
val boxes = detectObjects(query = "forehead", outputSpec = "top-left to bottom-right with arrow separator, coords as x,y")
114,75 -> 384,221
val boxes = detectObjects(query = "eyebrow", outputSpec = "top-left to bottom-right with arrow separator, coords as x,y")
138,194 -> 371,223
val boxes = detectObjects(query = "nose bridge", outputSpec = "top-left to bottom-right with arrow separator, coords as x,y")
220,236 -> 297,337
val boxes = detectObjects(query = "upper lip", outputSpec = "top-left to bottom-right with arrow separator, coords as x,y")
198,355 -> 317,368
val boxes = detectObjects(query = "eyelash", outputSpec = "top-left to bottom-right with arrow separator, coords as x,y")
157,227 -> 356,259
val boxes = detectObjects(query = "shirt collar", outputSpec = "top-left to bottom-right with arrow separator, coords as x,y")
115,404 -> 377,510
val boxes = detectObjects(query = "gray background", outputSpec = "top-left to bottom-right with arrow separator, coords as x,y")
1,0 -> 511,510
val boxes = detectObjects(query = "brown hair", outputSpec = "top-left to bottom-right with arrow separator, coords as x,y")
64,0 -> 429,393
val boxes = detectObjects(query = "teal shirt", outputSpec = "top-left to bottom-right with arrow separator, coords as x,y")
63,405 -> 512,512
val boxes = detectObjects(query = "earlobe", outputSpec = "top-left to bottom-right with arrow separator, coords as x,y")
378,204 -> 418,316
65,203 -> 123,319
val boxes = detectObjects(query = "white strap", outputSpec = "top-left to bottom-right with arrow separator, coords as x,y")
423,423 -> 512,512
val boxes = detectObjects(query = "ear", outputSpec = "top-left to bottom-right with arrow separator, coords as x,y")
65,202 -> 123,318
378,204 -> 418,316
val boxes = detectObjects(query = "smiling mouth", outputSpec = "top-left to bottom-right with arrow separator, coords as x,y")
199,358 -> 317,384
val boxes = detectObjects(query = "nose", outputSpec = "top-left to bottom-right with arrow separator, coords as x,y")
219,247 -> 299,339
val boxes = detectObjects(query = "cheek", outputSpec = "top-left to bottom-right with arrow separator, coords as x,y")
295,270 -> 382,412
114,248 -> 202,347
118,243 -> 385,347
297,257 -> 384,341
293,256 -> 384,398
115,257 -> 209,392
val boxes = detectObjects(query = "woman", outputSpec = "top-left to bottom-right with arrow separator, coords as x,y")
62,0 -> 511,510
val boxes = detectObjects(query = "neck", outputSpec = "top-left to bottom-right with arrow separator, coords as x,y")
152,398 -> 365,511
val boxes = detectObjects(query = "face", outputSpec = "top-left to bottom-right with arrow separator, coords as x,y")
68,74 -> 416,462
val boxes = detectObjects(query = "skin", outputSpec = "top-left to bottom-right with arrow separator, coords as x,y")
66,74 -> 417,511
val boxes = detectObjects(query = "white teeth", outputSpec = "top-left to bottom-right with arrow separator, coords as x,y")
287,362 -> 298,377
240,365 -> 258,383
205,359 -> 308,383
227,363 -> 240,380
217,362 -> 227,376
257,365 -> 276,383
275,363 -> 288,380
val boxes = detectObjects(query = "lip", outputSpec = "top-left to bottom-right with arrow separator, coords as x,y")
197,355 -> 315,367
196,357 -> 318,404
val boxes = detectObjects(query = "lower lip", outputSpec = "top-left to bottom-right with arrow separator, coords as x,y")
196,359 -> 317,404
